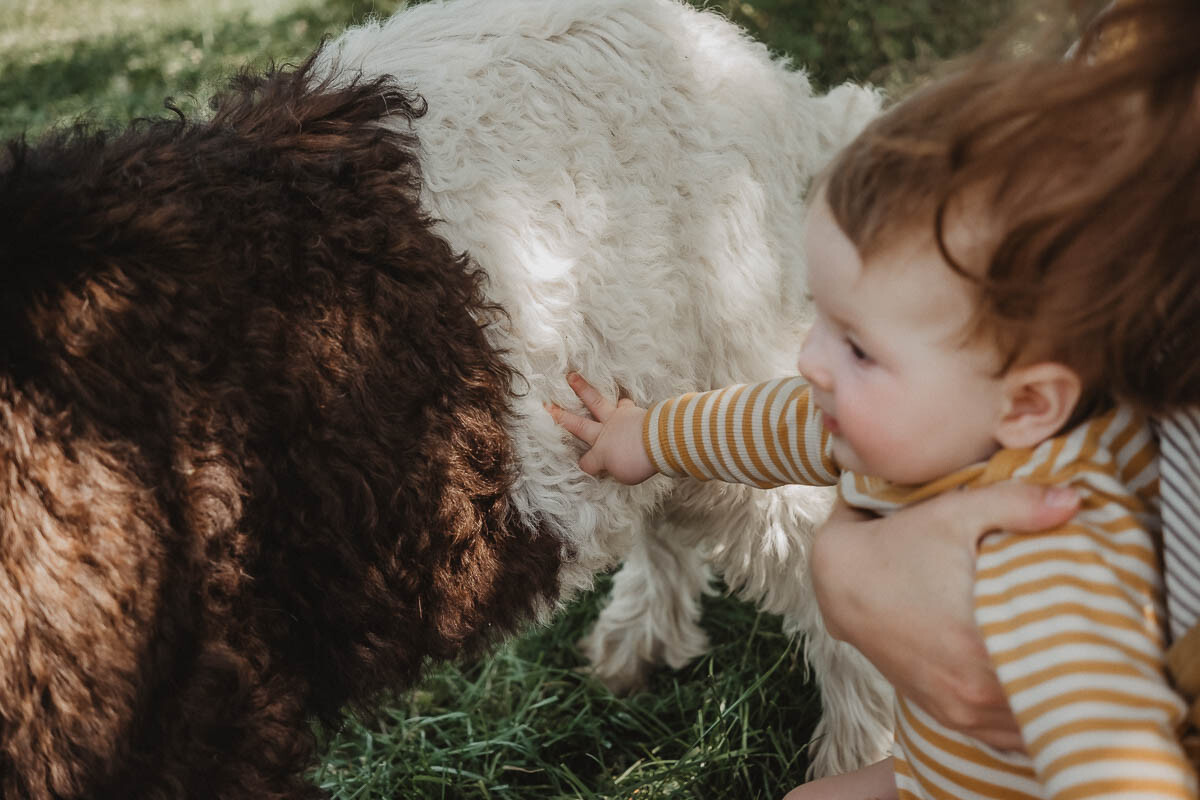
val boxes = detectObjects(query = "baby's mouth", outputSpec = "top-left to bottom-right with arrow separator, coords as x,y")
820,410 -> 840,435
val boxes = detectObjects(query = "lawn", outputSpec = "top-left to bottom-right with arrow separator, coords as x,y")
0,1 -> 1009,797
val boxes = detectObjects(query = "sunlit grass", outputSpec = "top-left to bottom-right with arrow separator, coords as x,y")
0,0 -> 1011,141
0,0 -> 402,139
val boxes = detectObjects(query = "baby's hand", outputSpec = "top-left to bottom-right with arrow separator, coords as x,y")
546,373 -> 657,484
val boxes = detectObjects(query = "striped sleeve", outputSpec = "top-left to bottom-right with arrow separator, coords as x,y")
1161,406 -> 1200,642
640,377 -> 838,489
974,493 -> 1196,793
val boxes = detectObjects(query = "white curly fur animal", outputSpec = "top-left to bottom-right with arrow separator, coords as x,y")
321,0 -> 893,777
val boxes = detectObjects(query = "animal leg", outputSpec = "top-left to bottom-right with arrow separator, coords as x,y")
577,510 -> 712,695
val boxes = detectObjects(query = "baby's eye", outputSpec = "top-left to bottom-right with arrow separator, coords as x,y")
847,338 -> 871,362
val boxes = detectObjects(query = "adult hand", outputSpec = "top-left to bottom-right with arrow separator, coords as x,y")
547,373 -> 656,484
810,482 -> 1080,750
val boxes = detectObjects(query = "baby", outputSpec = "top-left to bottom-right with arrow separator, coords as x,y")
549,44 -> 1199,800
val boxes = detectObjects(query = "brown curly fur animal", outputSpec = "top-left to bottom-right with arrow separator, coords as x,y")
0,56 -> 563,799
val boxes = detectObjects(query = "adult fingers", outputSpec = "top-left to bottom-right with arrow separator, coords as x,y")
546,402 -> 603,445
962,719 -> 1026,752
947,686 -> 1024,749
567,372 -> 616,422
932,482 -> 1080,547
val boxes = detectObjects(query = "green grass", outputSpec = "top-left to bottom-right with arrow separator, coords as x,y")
0,0 -> 1012,142
718,0 -> 1012,94
0,0 -> 392,141
1,1 -> 1008,796
312,577 -> 823,799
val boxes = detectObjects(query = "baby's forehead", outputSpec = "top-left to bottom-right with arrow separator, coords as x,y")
860,240 -> 988,342
858,195 -> 996,277
869,249 -> 967,307
806,190 -> 989,334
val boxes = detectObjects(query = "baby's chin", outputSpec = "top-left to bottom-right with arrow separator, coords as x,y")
830,436 -> 871,477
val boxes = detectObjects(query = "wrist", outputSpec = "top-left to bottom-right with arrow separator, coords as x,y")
639,401 -> 672,477
810,520 -> 858,642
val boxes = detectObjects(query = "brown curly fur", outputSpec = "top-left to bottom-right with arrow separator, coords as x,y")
0,52 -> 563,800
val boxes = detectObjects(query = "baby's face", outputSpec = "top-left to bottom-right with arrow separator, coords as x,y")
797,196 -> 1006,485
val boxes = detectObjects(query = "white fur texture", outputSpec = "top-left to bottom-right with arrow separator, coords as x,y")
319,0 -> 893,778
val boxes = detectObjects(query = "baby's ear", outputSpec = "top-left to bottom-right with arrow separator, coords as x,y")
995,362 -> 1082,449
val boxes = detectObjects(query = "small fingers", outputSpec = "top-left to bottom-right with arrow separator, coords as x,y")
546,402 -> 603,445
567,372 -> 616,422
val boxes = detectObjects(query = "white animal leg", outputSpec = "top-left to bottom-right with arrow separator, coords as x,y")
577,508 -> 712,695
588,479 -> 895,778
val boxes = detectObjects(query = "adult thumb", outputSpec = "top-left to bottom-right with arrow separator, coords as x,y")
942,481 -> 1080,543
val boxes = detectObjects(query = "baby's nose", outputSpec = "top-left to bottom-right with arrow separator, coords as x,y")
796,338 -> 832,391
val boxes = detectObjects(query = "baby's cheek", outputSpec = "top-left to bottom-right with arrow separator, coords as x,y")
843,417 -> 908,476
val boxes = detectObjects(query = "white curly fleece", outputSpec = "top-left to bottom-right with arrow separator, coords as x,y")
317,0 -> 892,776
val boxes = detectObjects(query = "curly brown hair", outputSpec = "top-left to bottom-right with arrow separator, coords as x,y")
823,0 -> 1200,419
0,51 -> 562,799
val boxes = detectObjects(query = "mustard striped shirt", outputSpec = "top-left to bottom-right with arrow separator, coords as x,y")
643,377 -> 1197,799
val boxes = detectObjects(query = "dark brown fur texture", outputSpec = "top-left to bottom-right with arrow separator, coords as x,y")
0,54 -> 563,799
